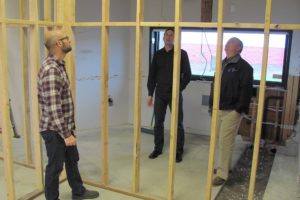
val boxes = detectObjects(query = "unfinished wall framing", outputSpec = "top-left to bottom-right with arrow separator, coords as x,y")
0,0 -> 300,200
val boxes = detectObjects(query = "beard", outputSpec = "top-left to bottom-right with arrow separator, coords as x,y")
62,43 -> 72,53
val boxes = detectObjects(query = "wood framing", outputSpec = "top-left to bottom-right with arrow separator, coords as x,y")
63,0 -> 76,100
132,0 -> 144,193
54,0 -> 64,24
28,0 -> 44,191
20,0 -> 33,165
1,0 -> 300,200
248,0 -> 273,199
167,0 -> 182,199
281,76 -> 299,140
84,179 -> 157,200
101,0 -> 110,185
0,0 -> 16,198
205,0 -> 224,199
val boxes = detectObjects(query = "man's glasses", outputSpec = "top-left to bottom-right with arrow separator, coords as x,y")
58,36 -> 69,41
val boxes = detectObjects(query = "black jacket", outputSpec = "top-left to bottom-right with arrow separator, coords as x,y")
210,55 -> 253,114
147,47 -> 192,96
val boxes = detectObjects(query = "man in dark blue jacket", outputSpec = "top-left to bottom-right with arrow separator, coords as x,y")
212,37 -> 253,186
147,28 -> 191,163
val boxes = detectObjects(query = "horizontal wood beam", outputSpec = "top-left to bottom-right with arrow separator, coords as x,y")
72,22 -> 102,27
18,189 -> 44,200
83,179 -> 159,200
0,19 -> 300,30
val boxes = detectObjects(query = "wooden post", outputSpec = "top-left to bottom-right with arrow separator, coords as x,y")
44,0 -> 52,22
64,0 -> 76,102
167,0 -> 182,200
281,76 -> 299,140
0,0 -> 16,198
201,0 -> 213,22
281,76 -> 293,140
132,0 -> 144,193
248,0 -> 272,199
54,0 -> 63,26
19,0 -> 33,165
28,0 -> 44,190
101,0 -> 110,185
205,0 -> 224,199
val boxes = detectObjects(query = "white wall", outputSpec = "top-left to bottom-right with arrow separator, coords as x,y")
75,0 -> 132,130
5,0 -> 24,136
128,0 -> 300,135
212,0 -> 300,75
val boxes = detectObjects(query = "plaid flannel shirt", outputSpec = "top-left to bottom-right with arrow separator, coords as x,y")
38,55 -> 75,138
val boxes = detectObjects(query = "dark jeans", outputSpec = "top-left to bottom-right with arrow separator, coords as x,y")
154,92 -> 184,154
41,130 -> 86,200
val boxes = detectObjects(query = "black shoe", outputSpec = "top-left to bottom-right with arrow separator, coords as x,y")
176,153 -> 182,163
72,189 -> 100,199
213,169 -> 232,174
212,176 -> 226,186
149,150 -> 162,159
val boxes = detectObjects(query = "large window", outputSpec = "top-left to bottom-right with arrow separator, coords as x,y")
150,28 -> 292,88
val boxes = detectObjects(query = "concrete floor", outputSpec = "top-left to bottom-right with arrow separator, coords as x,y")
0,125 -> 299,200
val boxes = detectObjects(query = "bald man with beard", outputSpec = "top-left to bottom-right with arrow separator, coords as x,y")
38,30 -> 99,200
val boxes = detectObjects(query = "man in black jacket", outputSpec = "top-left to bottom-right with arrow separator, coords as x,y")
147,28 -> 191,163
212,37 -> 253,186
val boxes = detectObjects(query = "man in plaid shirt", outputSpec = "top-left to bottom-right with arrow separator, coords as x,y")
38,30 -> 99,200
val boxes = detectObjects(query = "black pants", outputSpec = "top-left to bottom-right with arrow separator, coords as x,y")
41,130 -> 86,200
154,92 -> 184,154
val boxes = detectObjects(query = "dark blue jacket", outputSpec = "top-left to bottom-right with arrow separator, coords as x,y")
210,55 -> 253,114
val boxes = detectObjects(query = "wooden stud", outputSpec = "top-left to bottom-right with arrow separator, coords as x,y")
63,0 -> 76,102
5,19 -> 34,26
282,76 -> 299,140
180,22 -> 217,28
44,0 -> 52,53
72,22 -> 102,27
38,21 -> 63,27
18,189 -> 44,200
19,0 -> 33,165
101,0 -> 110,185
0,155 -> 35,169
281,76 -> 293,140
248,0 -> 273,199
289,76 -> 299,137
83,179 -> 158,200
28,0 -> 44,191
1,19 -> 300,31
141,22 -> 175,27
167,0 -> 182,200
132,0 -> 144,193
106,22 -> 136,27
0,0 -> 16,198
54,0 -> 63,24
205,0 -> 224,199
44,0 -> 52,21
270,24 -> 300,30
